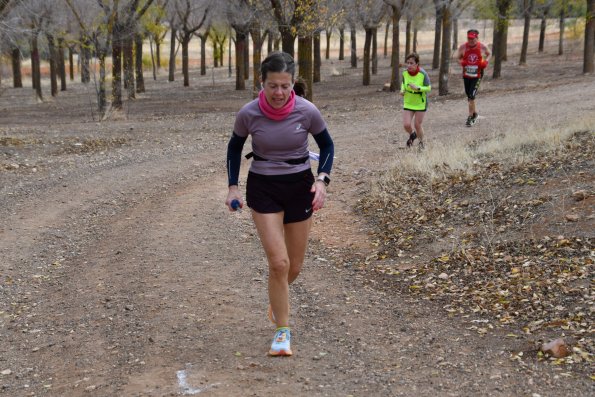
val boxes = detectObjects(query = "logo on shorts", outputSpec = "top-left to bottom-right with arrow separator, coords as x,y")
305,207 -> 312,214
296,123 -> 302,130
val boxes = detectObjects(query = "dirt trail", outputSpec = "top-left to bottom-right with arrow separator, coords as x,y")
1,51 -> 593,396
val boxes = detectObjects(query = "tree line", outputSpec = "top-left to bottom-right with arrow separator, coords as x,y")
0,0 -> 593,117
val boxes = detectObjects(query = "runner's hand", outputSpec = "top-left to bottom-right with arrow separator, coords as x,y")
311,181 -> 327,211
225,187 -> 243,212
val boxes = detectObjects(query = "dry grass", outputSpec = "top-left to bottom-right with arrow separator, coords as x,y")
378,117 -> 595,190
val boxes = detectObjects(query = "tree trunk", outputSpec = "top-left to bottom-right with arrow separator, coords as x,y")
584,0 -> 594,73
212,40 -> 219,68
372,27 -> 378,75
68,46 -> 74,80
250,26 -> 264,96
297,35 -> 313,101
46,33 -> 58,97
502,23 -> 508,61
452,17 -> 458,50
363,28 -> 372,86
279,26 -> 295,57
150,37 -> 157,80
314,31 -> 321,83
339,27 -> 344,60
413,26 -> 418,52
112,25 -> 123,109
31,34 -> 42,100
325,29 -> 331,60
558,8 -> 565,55
492,0 -> 512,79
438,6 -> 452,96
220,38 -> 226,67
123,35 -> 135,98
155,40 -> 161,70
244,35 -> 250,80
80,37 -> 90,84
519,0 -> 533,65
229,33 -> 233,77
432,1 -> 444,69
135,33 -> 145,93
350,26 -> 357,68
11,47 -> 22,88
235,29 -> 247,90
58,39 -> 66,91
405,17 -> 411,56
389,10 -> 401,91
267,31 -> 274,54
538,12 -> 547,53
168,28 -> 176,82
384,19 -> 390,58
200,35 -> 207,76
182,35 -> 190,87
98,52 -> 107,114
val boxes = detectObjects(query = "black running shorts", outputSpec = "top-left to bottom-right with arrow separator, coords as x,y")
464,77 -> 481,100
246,170 -> 315,224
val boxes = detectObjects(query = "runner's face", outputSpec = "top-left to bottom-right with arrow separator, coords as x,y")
467,37 -> 478,47
262,72 -> 294,109
405,58 -> 418,73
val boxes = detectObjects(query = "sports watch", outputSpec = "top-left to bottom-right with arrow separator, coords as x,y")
316,175 -> 330,186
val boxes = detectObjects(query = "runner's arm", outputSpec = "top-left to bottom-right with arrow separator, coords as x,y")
418,71 -> 431,92
457,44 -> 465,65
482,43 -> 491,62
226,132 -> 247,186
313,128 -> 334,175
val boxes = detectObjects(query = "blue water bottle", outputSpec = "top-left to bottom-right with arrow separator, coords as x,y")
231,199 -> 241,212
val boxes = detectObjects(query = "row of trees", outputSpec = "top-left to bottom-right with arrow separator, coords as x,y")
0,0 -> 593,116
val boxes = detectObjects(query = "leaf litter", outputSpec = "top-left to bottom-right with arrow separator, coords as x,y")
356,130 -> 594,377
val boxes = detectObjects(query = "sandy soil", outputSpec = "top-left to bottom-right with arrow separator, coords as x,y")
0,45 -> 594,397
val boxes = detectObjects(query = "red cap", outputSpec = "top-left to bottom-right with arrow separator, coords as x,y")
467,31 -> 479,39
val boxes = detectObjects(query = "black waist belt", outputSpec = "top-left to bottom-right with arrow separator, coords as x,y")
245,152 -> 309,165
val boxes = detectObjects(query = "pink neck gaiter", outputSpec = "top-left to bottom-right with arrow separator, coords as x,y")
258,89 -> 295,121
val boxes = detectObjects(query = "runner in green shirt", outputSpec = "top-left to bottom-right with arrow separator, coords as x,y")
400,52 -> 431,149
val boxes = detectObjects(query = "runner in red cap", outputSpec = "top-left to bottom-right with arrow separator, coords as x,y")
457,29 -> 491,126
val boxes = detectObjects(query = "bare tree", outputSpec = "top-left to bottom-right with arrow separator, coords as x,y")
65,0 -> 115,113
1,0 -> 26,88
384,0 -> 408,91
226,1 -> 252,90
109,0 -> 155,109
15,0 -> 52,100
557,0 -> 566,55
270,0 -> 298,56
356,0 -> 387,86
144,0 -> 168,80
519,0 -> 534,65
535,0 -> 553,53
169,0 -> 211,87
432,0 -> 444,69
320,0 -> 345,60
492,0 -> 513,78
438,2 -> 452,95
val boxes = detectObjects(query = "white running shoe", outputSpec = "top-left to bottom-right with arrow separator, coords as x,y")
268,327 -> 292,356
